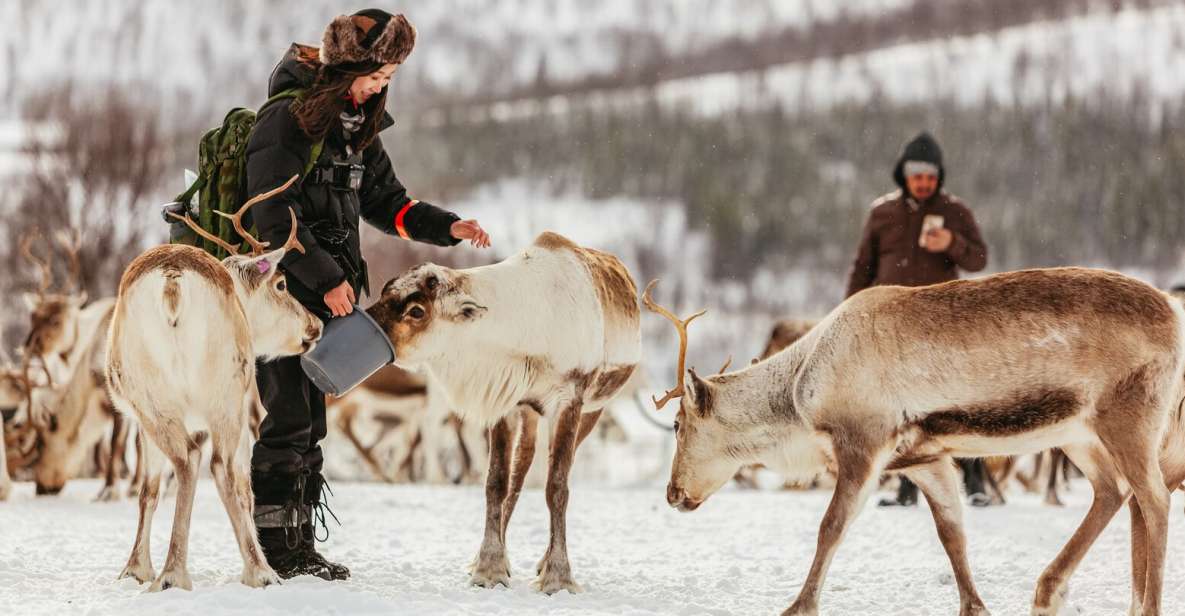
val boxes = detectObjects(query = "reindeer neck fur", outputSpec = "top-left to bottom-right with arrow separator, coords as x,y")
42,303 -> 114,436
416,248 -> 604,425
54,298 -> 114,370
704,319 -> 836,476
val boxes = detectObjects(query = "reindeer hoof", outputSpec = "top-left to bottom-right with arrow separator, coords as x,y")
242,567 -> 281,588
1031,579 -> 1068,615
533,560 -> 582,595
532,574 -> 582,595
119,562 -> 155,584
94,486 -> 121,502
0,480 -> 11,501
469,555 -> 511,589
961,603 -> 992,616
780,600 -> 819,616
148,569 -> 192,592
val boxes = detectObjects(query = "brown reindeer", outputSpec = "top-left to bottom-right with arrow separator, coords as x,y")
649,268 -> 1185,616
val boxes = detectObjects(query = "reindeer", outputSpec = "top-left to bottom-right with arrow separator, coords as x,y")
367,231 -> 641,594
0,367 -> 36,499
647,268 -> 1185,616
106,176 -> 322,591
14,229 -> 136,499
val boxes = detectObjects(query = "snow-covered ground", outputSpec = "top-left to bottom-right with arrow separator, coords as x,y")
3,478 -> 1184,615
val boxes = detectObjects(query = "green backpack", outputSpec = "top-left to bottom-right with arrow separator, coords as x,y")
168,88 -> 323,259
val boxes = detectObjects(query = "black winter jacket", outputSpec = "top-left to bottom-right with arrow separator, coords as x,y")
246,44 -> 459,315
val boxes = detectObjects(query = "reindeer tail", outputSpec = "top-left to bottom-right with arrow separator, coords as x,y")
160,271 -> 183,328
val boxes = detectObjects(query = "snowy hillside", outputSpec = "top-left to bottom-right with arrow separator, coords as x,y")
2,0 -> 1180,121
2,478 -> 1184,615
0,0 -> 912,117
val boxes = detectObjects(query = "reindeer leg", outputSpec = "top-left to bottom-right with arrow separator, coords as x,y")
904,459 -> 990,616
97,413 -> 129,502
1044,449 -> 1065,507
126,423 -> 143,498
1031,443 -> 1126,615
210,420 -> 279,588
119,431 -> 163,584
1129,465 -> 1185,615
148,433 -> 201,592
783,435 -> 891,616
1099,444 -> 1171,615
533,403 -> 584,594
531,408 -> 601,574
0,418 -> 11,501
502,406 -> 538,544
469,416 -> 513,588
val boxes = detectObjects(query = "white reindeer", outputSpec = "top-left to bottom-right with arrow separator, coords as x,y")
367,231 -> 641,594
647,269 -> 1185,616
106,177 -> 322,591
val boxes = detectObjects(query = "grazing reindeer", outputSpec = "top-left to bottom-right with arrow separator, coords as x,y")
0,368 -> 35,499
14,229 -> 130,499
22,301 -> 116,496
19,232 -> 93,416
367,231 -> 641,593
106,176 -> 322,591
649,268 -> 1185,616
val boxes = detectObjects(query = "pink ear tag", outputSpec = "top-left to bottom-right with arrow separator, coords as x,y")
256,260 -> 271,274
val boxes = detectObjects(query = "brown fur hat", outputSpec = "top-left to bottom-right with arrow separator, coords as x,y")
319,9 -> 417,67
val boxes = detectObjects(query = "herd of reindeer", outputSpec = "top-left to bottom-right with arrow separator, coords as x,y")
4,178 -> 1185,615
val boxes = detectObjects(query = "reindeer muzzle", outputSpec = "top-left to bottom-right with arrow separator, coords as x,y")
666,484 -> 703,512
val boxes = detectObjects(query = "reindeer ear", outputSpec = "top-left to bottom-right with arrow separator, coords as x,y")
23,292 -> 39,310
684,368 -> 713,417
441,291 -> 487,322
244,248 -> 286,282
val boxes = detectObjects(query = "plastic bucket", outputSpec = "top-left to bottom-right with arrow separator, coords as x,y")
300,306 -> 396,396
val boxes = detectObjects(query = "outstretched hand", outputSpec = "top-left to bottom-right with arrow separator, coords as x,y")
450,219 -> 491,248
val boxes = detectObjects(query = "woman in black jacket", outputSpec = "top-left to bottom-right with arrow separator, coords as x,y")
245,9 -> 490,580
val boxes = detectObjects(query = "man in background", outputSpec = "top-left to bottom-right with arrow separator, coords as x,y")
846,132 -> 992,507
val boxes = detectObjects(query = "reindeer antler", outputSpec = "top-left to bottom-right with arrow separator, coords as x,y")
167,212 -> 243,256
717,355 -> 733,374
19,232 -> 54,296
213,175 -> 300,256
642,279 -> 706,410
279,207 -> 306,255
53,228 -> 84,293
168,175 -> 302,258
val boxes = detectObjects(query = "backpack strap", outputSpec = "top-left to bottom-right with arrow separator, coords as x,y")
262,88 -> 324,176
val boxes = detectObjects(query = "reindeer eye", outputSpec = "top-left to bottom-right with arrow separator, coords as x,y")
426,276 -> 438,290
276,279 -> 287,292
407,306 -> 425,319
673,420 -> 681,433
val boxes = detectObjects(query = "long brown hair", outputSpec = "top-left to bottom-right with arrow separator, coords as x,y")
290,45 -> 387,150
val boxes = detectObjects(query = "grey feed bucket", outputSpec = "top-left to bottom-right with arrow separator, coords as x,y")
300,306 -> 396,396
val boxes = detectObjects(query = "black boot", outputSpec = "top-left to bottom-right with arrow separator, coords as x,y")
254,469 -> 347,581
258,523 -> 336,581
298,521 -> 350,580
298,472 -> 350,580
878,476 -> 918,507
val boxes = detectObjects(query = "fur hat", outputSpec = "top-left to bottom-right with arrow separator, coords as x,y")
319,9 -> 416,67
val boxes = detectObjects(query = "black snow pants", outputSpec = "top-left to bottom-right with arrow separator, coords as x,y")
251,352 -> 329,528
